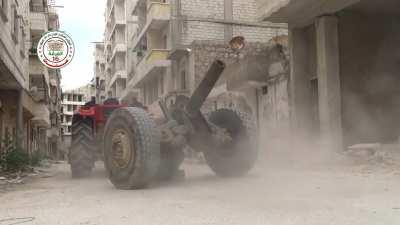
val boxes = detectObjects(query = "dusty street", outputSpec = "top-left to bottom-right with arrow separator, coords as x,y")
1,155 -> 400,225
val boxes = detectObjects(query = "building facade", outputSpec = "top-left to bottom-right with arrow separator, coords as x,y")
92,0 -> 289,156
257,0 -> 400,151
94,42 -> 107,103
0,0 -> 62,159
60,88 -> 89,150
100,0 -> 137,102
122,0 -> 286,109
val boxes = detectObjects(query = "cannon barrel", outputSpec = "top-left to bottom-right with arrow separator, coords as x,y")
185,60 -> 226,115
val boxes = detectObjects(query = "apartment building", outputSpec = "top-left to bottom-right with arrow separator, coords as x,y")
102,0 -> 137,101
257,0 -> 400,151
94,43 -> 107,103
120,0 -> 287,112
60,89 -> 88,147
0,0 -> 62,158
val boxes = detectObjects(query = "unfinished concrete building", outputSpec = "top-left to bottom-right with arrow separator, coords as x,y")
103,0 -> 137,100
257,0 -> 400,151
0,0 -> 62,158
94,43 -> 107,103
122,0 -> 287,114
60,88 -> 89,149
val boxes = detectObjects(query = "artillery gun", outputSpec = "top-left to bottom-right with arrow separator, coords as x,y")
69,37 -> 258,189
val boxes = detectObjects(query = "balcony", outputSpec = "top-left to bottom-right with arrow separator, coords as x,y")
132,2 -> 170,50
29,4 -> 48,34
30,87 -> 48,102
108,60 -> 127,88
146,2 -> 170,29
111,42 -> 126,61
110,16 -> 125,38
129,49 -> 170,88
29,56 -> 49,85
31,102 -> 51,128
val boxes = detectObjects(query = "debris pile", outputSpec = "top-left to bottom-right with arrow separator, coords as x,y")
0,160 -> 57,192
346,142 -> 400,173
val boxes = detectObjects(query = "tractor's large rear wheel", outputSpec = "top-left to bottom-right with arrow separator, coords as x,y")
103,107 -> 160,189
204,108 -> 258,177
69,116 -> 96,178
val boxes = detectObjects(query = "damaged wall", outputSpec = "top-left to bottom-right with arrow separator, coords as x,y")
191,40 -> 272,114
192,40 -> 291,151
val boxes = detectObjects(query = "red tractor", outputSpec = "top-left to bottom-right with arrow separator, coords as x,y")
69,60 -> 258,189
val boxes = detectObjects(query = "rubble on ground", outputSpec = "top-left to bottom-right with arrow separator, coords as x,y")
346,142 -> 400,174
0,160 -> 58,193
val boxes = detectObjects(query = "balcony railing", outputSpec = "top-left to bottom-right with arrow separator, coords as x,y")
146,49 -> 169,65
146,2 -> 170,25
30,4 -> 48,13
30,87 -> 48,103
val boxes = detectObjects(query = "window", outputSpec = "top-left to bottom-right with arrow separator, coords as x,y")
73,105 -> 77,111
20,20 -> 26,57
163,35 -> 167,49
0,0 -> 8,22
51,113 -> 57,126
67,105 -> 72,111
11,5 -> 18,43
180,71 -> 186,90
78,95 -> 82,102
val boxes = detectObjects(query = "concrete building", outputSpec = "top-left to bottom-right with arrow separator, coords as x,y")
257,0 -> 400,151
120,0 -> 287,112
93,42 -> 107,103
0,0 -> 62,158
60,88 -> 88,148
102,0 -> 137,101
47,5 -> 63,158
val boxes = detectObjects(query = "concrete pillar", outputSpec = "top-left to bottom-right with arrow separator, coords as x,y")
16,89 -> 24,149
224,0 -> 233,43
315,16 -> 343,151
116,79 -> 122,98
188,53 -> 195,93
288,28 -> 312,139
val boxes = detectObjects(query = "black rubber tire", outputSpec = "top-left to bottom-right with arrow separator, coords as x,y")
204,108 -> 258,177
157,146 -> 184,180
69,116 -> 96,178
103,107 -> 160,189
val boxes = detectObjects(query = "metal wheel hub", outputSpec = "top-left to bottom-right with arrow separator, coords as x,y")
111,129 -> 132,168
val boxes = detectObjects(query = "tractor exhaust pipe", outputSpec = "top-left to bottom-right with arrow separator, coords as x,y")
185,60 -> 226,116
